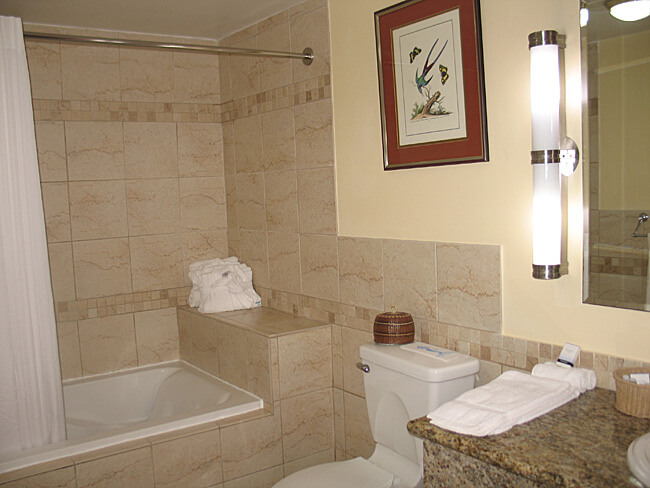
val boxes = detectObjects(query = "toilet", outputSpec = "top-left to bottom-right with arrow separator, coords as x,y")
274,341 -> 479,488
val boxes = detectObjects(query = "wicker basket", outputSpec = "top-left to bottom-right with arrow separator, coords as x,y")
373,306 -> 414,345
613,367 -> 650,418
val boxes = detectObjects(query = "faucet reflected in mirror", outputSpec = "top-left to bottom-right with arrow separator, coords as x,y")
582,0 -> 650,311
631,212 -> 649,238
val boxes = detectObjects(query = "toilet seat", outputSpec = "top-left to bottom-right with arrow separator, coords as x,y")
273,457 -> 395,488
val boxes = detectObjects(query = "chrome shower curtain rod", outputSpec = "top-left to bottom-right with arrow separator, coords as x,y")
23,31 -> 314,65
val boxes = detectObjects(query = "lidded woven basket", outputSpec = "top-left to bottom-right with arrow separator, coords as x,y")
373,306 -> 414,345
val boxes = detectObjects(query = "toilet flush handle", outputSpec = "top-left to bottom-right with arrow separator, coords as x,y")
356,362 -> 370,373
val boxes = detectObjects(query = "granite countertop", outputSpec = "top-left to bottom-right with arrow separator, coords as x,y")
408,389 -> 650,487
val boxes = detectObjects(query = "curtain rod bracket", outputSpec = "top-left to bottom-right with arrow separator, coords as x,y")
302,47 -> 314,66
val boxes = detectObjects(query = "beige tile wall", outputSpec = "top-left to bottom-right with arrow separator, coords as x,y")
27,27 -> 228,379
219,0 -> 650,464
221,1 -> 335,290
258,238 -> 503,460
257,237 -> 650,460
20,0 -> 650,482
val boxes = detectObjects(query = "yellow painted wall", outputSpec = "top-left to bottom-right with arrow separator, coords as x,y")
329,0 -> 650,361
598,30 -> 650,210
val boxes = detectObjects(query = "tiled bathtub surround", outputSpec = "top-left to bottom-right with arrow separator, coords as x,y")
26,26 -> 228,379
28,0 -> 335,381
0,308 -> 335,488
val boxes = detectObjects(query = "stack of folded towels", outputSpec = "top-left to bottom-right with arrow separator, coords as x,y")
427,362 -> 596,437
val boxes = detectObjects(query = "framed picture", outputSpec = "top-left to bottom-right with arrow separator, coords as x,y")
375,0 -> 488,170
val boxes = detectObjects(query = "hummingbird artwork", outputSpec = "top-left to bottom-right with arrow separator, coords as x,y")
411,37 -> 451,120
414,38 -> 448,95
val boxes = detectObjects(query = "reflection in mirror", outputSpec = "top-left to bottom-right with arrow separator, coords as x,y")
582,0 -> 650,311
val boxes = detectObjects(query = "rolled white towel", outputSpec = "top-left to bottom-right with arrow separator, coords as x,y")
531,361 -> 596,393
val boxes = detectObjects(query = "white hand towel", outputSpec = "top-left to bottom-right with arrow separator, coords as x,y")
531,361 -> 596,393
427,370 -> 580,436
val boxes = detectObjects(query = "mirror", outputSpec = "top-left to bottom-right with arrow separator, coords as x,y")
582,0 -> 650,311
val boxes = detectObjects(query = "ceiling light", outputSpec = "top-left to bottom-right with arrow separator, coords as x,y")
606,0 -> 650,21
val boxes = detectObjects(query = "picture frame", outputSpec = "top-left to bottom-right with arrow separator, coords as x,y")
375,0 -> 488,170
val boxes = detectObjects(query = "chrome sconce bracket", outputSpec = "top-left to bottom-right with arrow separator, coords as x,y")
559,137 -> 579,176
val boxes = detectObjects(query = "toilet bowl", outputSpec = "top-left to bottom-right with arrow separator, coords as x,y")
628,432 -> 650,488
273,342 -> 479,488
274,457 -> 394,488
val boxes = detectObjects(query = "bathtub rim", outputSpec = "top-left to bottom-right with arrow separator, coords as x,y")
0,360 -> 264,476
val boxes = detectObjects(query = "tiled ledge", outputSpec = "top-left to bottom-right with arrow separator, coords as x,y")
179,305 -> 329,337
178,306 -> 332,404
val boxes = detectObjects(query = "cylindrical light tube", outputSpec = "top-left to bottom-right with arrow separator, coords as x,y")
529,31 -> 561,151
532,161 -> 561,274
529,30 -> 562,279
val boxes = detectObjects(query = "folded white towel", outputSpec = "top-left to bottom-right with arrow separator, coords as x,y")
531,361 -> 596,393
427,370 -> 580,436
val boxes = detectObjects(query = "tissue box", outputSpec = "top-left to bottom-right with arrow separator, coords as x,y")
613,367 -> 650,418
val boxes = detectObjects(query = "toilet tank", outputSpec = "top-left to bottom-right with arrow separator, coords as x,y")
359,342 -> 479,466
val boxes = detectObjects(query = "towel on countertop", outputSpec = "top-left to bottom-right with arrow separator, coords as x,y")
188,257 -> 261,313
531,361 -> 596,393
427,370 -> 580,437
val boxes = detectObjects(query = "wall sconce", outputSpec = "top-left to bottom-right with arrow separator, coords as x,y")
528,30 -> 579,280
606,0 -> 650,21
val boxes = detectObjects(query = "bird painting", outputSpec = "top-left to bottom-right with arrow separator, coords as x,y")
414,38 -> 448,94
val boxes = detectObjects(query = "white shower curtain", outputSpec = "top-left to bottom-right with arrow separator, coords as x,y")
0,16 -> 66,455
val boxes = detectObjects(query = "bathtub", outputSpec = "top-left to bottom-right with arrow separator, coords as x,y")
0,360 -> 263,474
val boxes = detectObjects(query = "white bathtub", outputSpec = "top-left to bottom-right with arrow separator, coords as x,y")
0,361 -> 263,474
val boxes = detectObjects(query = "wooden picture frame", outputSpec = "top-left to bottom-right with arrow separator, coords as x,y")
375,0 -> 489,170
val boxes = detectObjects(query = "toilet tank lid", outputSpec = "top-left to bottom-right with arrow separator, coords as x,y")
360,342 -> 479,382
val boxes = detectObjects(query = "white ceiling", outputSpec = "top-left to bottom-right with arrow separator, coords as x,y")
0,0 -> 303,41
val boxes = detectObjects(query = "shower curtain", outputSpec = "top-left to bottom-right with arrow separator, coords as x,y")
0,16 -> 65,455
